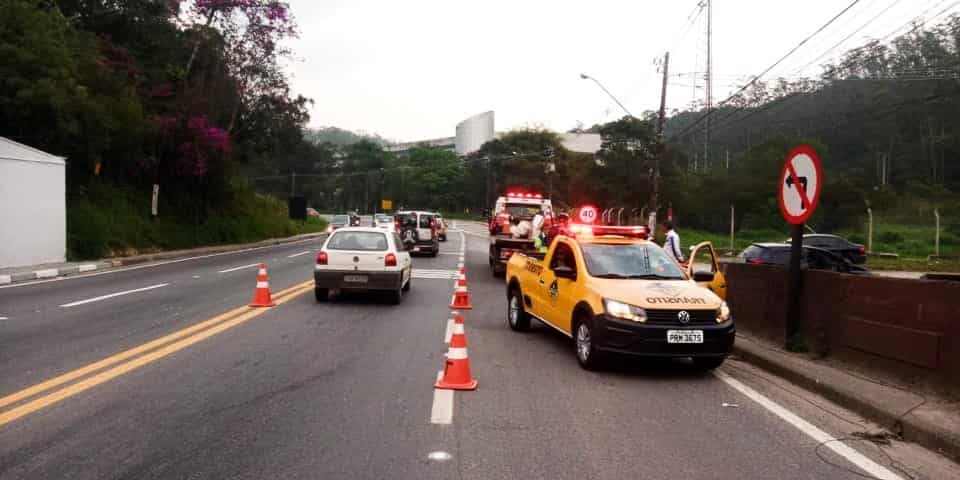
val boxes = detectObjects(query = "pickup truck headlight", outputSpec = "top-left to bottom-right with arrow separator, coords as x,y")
604,299 -> 647,323
716,301 -> 731,323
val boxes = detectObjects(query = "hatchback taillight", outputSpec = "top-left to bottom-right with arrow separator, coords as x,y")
747,258 -> 764,265
385,253 -> 397,267
857,246 -> 865,254
317,251 -> 328,265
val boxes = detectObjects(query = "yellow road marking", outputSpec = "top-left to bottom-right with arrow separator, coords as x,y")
0,281 -> 312,419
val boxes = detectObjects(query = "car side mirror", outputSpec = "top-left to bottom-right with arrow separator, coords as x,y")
554,265 -> 576,280
693,270 -> 715,282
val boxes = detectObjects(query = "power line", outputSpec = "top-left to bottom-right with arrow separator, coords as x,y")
682,3 -> 960,142
788,0 -> 907,76
821,0 -> 960,77
669,0 -> 863,142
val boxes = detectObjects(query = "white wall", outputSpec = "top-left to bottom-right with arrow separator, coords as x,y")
0,146 -> 66,268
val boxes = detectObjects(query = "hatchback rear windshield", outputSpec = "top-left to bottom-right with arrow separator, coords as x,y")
505,203 -> 542,219
326,231 -> 388,251
419,215 -> 434,228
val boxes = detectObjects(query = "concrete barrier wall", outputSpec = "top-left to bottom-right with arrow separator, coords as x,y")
725,263 -> 960,391
0,143 -> 66,268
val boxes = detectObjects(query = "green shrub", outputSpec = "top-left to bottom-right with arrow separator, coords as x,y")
67,201 -> 111,259
66,181 -> 326,260
878,231 -> 904,243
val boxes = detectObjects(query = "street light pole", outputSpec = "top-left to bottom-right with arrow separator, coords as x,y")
580,73 -> 634,118
651,51 -> 670,232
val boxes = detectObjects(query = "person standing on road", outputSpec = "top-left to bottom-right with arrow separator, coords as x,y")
662,220 -> 685,264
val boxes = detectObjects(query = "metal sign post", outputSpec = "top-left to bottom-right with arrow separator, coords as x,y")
777,146 -> 823,351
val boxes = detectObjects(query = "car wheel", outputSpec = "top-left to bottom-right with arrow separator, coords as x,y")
402,271 -> 411,292
314,287 -> 329,302
507,287 -> 531,331
430,247 -> 439,257
574,316 -> 603,370
693,356 -> 725,370
440,234 -> 447,242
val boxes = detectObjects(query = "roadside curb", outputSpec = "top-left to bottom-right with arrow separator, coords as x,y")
0,232 -> 326,286
733,337 -> 960,464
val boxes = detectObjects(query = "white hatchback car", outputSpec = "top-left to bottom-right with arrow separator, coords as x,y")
314,227 -> 413,303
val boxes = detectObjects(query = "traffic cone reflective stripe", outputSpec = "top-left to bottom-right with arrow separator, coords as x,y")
450,285 -> 473,310
249,262 -> 276,307
435,332 -> 477,391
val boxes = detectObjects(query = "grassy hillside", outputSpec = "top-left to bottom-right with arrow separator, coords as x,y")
68,181 -> 326,260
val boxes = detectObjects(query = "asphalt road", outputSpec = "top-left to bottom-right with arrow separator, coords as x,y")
0,221 -> 956,479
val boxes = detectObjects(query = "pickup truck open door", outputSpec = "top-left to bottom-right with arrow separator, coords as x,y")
687,241 -> 727,300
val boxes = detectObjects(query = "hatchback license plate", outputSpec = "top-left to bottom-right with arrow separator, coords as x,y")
344,275 -> 368,283
667,330 -> 704,344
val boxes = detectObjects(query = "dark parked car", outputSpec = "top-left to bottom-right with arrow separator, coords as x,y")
783,234 -> 866,264
739,243 -> 870,275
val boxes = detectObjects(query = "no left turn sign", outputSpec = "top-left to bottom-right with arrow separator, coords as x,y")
778,145 -> 823,225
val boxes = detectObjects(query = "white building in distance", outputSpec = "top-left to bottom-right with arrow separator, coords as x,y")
387,111 -> 601,156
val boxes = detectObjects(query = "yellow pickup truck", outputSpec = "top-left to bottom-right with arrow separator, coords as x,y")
505,228 -> 734,370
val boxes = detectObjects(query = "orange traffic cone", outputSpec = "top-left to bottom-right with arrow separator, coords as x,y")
450,285 -> 473,310
458,264 -> 466,275
435,323 -> 477,390
249,263 -> 276,307
452,312 -> 465,325
456,272 -> 467,288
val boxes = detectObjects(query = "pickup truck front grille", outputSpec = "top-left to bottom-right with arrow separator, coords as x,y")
644,309 -> 717,325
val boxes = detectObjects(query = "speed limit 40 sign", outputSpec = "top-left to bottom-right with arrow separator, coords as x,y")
778,145 -> 823,225
577,205 -> 598,224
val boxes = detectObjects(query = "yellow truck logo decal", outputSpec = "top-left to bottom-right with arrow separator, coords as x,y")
525,260 -> 543,275
646,296 -> 707,305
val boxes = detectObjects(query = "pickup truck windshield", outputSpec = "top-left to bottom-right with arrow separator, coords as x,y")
581,243 -> 686,280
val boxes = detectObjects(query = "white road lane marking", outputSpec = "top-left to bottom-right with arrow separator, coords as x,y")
438,252 -> 462,256
412,269 -> 459,280
427,451 -> 453,461
287,250 -> 312,258
714,370 -> 902,480
430,371 -> 454,424
217,263 -> 261,274
59,283 -> 170,308
0,316 -> 8,320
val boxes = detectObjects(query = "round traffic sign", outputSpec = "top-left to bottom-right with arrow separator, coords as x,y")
778,145 -> 823,225
577,205 -> 598,224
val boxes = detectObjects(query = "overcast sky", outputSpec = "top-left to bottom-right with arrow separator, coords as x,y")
281,0 -> 958,142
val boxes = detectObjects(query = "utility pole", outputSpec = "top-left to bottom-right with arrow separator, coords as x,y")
650,51 -> 670,233
704,0 -> 713,170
